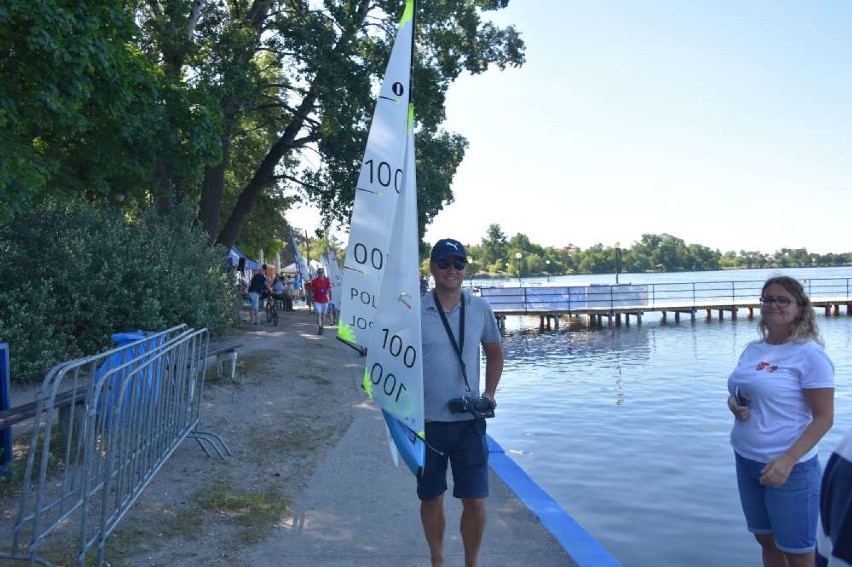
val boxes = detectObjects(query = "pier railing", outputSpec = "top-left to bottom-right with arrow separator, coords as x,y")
478,277 -> 852,315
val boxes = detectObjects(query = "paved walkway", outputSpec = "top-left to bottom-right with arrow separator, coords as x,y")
240,331 -> 621,567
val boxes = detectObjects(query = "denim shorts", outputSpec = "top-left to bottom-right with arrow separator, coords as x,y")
248,292 -> 260,310
735,452 -> 821,553
417,419 -> 489,501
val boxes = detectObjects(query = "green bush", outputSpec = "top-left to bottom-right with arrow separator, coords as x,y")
0,203 -> 239,384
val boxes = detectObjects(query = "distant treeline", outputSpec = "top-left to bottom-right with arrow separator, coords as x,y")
456,225 -> 851,276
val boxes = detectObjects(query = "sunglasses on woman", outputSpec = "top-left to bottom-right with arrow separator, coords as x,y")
435,259 -> 467,270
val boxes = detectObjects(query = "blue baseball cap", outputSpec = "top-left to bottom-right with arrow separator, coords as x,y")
430,239 -> 467,262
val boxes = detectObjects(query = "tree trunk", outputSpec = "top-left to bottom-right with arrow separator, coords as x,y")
215,91 -> 317,248
214,0 -> 369,248
199,162 -> 226,243
155,160 -> 173,215
198,135 -> 231,243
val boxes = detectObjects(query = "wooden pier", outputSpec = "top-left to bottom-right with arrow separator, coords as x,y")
476,279 -> 852,332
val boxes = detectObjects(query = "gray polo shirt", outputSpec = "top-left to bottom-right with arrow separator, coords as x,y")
421,289 -> 501,422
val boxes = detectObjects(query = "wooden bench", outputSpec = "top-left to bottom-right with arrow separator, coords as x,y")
1,342 -> 244,429
207,343 -> 243,379
0,386 -> 88,430
1,386 -> 89,474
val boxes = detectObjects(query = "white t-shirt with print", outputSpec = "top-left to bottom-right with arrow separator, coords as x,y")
728,339 -> 834,463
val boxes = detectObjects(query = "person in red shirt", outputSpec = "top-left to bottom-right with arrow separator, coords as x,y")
310,268 -> 332,335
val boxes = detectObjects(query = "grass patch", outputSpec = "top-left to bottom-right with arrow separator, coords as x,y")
247,414 -> 345,457
0,432 -> 65,500
168,504 -> 207,537
235,353 -> 268,377
94,480 -> 285,561
104,502 -> 205,562
0,453 -> 27,500
298,371 -> 331,386
205,353 -> 268,386
196,481 -> 290,544
249,424 -> 314,454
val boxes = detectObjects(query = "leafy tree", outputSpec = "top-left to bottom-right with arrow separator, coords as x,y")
684,243 -> 720,271
131,1 -> 525,248
0,1 -> 195,222
479,224 -> 508,266
739,250 -> 769,269
1,0 -> 524,256
574,244 -> 611,274
463,227 -> 851,277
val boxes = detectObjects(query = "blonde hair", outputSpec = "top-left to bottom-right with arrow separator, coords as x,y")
757,276 -> 823,345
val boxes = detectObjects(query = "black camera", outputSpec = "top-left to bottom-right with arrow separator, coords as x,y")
448,396 -> 496,418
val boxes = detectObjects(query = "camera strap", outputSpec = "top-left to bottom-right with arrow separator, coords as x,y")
432,290 -> 471,396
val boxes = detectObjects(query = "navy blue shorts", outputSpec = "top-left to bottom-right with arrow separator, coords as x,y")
417,419 -> 489,501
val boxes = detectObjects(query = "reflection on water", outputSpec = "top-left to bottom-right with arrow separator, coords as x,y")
489,309 -> 852,567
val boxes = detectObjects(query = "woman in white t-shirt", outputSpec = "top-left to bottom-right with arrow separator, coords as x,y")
728,275 -> 835,567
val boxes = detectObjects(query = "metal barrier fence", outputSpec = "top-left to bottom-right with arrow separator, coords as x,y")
478,277 -> 852,313
0,325 -> 230,567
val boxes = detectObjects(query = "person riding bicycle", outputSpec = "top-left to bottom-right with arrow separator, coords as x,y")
271,274 -> 290,309
247,264 -> 271,325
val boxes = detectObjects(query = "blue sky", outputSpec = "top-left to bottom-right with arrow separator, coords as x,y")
294,1 -> 851,255
422,0 -> 851,254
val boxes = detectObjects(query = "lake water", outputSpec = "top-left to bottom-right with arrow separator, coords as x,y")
484,267 -> 852,567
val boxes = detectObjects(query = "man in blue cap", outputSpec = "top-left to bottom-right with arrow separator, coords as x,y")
418,238 -> 504,567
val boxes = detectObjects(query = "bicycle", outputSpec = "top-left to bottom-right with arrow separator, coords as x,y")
264,293 -> 279,326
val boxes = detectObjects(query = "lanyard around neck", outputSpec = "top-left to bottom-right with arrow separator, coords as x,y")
432,290 -> 471,394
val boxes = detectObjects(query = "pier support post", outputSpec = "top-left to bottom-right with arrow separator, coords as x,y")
538,315 -> 559,331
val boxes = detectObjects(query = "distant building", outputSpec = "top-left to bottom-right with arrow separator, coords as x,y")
564,243 -> 580,254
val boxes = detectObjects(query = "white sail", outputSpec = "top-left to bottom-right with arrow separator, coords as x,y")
338,0 -> 424,473
337,0 -> 414,352
363,107 -> 424,471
